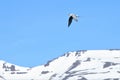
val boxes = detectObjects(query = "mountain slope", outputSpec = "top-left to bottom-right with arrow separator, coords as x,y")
0,50 -> 120,80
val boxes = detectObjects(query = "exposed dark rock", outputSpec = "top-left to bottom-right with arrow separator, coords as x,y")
67,60 -> 81,72
86,57 -> 91,61
44,60 -> 53,67
99,71 -> 110,74
62,74 -> 74,80
114,78 -> 120,80
41,71 -> 49,74
75,50 -> 87,56
16,72 -> 27,74
79,72 -> 97,75
69,71 -> 79,74
104,78 -> 110,80
62,73 -> 87,80
109,49 -> 120,51
75,51 -> 81,56
44,58 -> 58,67
0,75 -> 6,80
78,77 -> 87,80
66,53 -> 70,57
10,65 -> 15,71
63,50 -> 87,57
103,62 -> 118,68
84,57 -> 91,62
49,74 -> 57,80
103,62 -> 111,68
104,78 -> 119,80
117,71 -> 120,73
2,63 -> 6,69
11,71 -> 15,74
2,63 -> 16,71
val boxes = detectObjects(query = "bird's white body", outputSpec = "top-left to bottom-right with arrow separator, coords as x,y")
69,13 -> 79,21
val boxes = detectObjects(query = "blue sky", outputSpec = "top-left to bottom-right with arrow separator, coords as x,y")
0,0 -> 120,67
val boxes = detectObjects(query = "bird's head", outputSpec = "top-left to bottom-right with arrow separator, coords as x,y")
68,13 -> 74,16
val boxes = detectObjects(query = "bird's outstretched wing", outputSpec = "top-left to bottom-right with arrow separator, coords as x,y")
68,16 -> 73,27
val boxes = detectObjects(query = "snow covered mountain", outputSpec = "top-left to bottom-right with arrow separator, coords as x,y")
0,49 -> 120,80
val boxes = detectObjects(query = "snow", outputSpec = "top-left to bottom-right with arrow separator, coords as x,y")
0,49 -> 120,80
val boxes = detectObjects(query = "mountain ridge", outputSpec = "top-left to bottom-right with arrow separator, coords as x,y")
0,49 -> 120,80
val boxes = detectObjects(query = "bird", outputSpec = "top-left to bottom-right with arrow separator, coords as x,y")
68,13 -> 79,27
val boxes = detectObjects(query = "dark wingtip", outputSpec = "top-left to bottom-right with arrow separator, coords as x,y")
68,24 -> 70,27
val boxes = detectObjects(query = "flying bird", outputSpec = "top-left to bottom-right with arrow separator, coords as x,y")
68,13 -> 79,27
